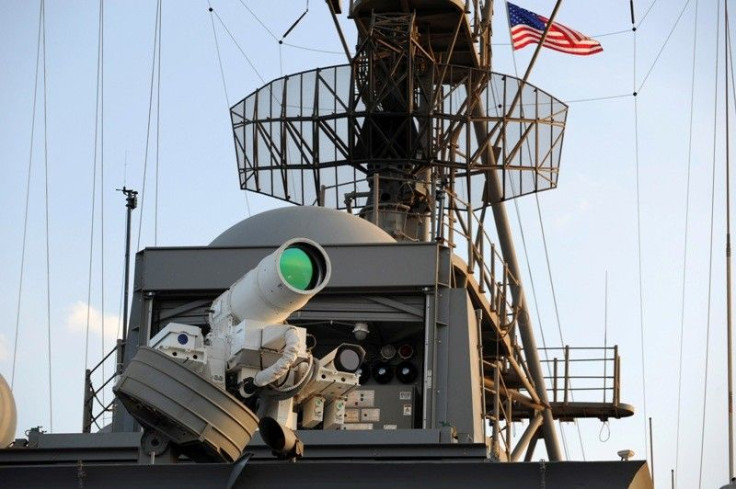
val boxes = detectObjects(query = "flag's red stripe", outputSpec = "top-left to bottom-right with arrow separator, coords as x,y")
512,36 -> 603,54
512,30 -> 598,45
510,22 -> 602,55
512,31 -> 602,49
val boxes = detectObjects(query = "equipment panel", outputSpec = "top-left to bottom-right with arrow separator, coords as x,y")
343,385 -> 415,430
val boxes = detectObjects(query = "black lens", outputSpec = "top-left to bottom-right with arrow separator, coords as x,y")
396,361 -> 417,384
372,362 -> 393,384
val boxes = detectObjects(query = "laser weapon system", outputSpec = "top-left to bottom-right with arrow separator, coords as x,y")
114,238 -> 364,461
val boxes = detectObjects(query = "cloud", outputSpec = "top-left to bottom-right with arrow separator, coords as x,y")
65,301 -> 121,343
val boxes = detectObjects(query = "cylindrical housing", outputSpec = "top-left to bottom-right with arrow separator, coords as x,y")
218,238 -> 331,325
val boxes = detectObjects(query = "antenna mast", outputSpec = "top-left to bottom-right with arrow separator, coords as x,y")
118,186 -> 138,344
726,0 -> 734,480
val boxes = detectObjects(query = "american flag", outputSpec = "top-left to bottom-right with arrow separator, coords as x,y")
507,2 -> 603,56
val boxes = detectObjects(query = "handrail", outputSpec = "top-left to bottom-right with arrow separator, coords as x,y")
483,360 -> 513,460
82,340 -> 124,433
540,345 -> 621,405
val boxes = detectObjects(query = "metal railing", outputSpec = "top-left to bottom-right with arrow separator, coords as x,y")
82,340 -> 124,433
483,360 -> 513,460
441,186 -> 519,329
538,346 -> 620,405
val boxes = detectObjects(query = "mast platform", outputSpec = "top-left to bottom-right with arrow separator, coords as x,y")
351,0 -> 479,68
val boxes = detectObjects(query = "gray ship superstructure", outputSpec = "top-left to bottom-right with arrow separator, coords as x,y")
0,2 -> 652,488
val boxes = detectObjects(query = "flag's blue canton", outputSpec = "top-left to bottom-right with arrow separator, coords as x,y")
508,3 -> 545,31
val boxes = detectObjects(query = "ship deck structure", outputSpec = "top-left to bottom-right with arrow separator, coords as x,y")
6,0 -> 728,487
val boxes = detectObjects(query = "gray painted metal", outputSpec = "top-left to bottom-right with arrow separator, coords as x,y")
115,242 -> 447,434
436,289 -> 484,443
135,243 -> 440,292
0,460 -> 653,489
114,347 -> 258,462
0,432 -> 142,464
343,385 -> 415,429
0,429 -> 490,465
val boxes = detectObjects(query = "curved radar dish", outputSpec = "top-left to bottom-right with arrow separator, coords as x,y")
0,373 -> 17,448
231,67 -> 567,208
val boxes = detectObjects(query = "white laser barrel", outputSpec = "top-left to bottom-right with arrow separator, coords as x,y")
213,238 -> 331,325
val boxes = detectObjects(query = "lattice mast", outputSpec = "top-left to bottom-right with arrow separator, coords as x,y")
230,0 -> 594,461
231,1 -> 566,243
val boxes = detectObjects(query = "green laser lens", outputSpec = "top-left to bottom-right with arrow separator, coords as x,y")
279,247 -> 315,290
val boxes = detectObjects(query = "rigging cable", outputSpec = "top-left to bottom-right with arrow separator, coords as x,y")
533,195 -> 586,461
155,1 -> 162,246
508,189 -> 569,459
632,6 -> 651,476
206,3 -> 230,103
99,0 -> 107,411
108,268 -> 126,427
85,0 -> 105,371
206,2 -> 251,216
210,8 -> 265,84
136,0 -> 162,251
209,3 -> 311,209
600,270 -> 611,445
41,0 -> 53,432
279,38 -> 284,76
236,0 -> 279,42
236,0 -> 341,55
565,93 -> 630,104
278,0 -> 310,76
603,271 -> 608,404
116,269 -> 125,344
696,3 -> 721,487
219,0 -> 299,192
673,0 -> 700,485
281,0 -> 309,40
280,42 -> 342,55
636,0 -> 693,95
562,0 -> 692,105
637,0 -> 660,29
11,0 -> 43,390
494,0 -> 694,107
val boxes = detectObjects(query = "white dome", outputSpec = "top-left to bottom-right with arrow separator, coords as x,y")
210,206 -> 395,247
0,373 -> 16,447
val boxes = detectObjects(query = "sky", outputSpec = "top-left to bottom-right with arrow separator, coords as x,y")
0,0 -> 731,487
